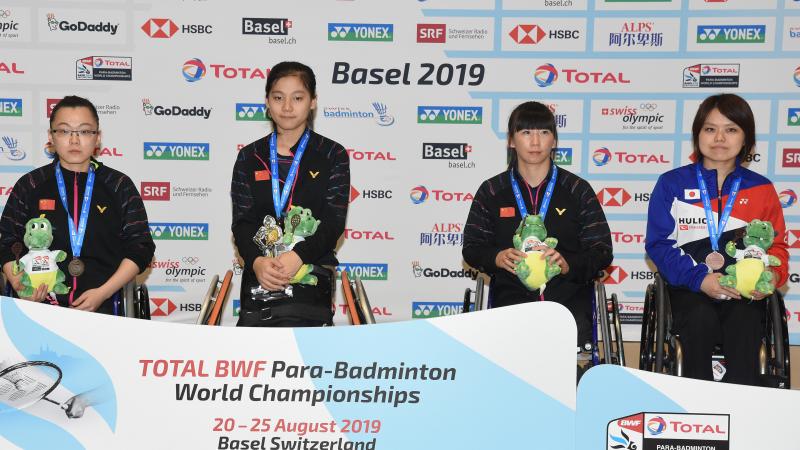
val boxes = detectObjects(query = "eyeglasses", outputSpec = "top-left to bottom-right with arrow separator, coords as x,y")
50,129 -> 99,139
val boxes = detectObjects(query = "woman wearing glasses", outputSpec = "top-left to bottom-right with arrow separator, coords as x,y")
0,95 -> 155,313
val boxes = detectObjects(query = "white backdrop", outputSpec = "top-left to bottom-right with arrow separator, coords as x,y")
0,0 -> 799,341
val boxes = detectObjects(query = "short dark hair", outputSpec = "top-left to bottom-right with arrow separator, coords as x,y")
691,93 -> 755,163
265,61 -> 317,98
49,95 -> 100,128
506,101 -> 559,168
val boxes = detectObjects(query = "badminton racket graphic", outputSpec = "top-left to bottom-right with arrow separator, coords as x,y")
0,361 -> 88,418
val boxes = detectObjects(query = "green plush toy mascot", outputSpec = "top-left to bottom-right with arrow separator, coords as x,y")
719,219 -> 781,299
512,214 -> 562,291
12,215 -> 71,297
281,206 -> 321,286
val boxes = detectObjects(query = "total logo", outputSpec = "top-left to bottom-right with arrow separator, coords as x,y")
592,147 -> 669,165
0,61 -> 23,75
779,189 -> 797,208
508,24 -> 580,44
611,231 -> 645,244
684,63 -> 740,88
409,186 -> 474,204
602,265 -> 628,284
144,142 -> 209,161
93,147 -> 123,157
336,303 -> 392,317
346,148 -> 396,161
646,417 -> 667,436
149,223 -> 209,241
336,263 -> 388,281
142,99 -> 211,119
328,23 -> 393,42
417,106 -> 482,124
141,181 -> 171,201
783,148 -> 800,167
795,66 -> 800,87
597,187 -> 631,207
786,230 -> 800,249
235,103 -> 269,121
181,58 -> 270,82
141,18 -> 212,38
343,228 -> 395,241
696,24 -> 765,44
76,56 -> 132,81
46,13 -> 119,35
0,98 -> 22,117
150,298 -> 177,317
411,261 -> 478,280
412,301 -> 463,319
349,186 -> 393,203
534,63 -> 630,87
0,186 -> 11,198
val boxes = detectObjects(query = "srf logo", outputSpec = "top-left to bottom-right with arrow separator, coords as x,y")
417,24 -> 445,43
141,182 -> 170,201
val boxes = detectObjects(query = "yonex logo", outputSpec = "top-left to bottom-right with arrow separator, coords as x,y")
235,103 -> 269,121
328,23 -> 393,41
417,106 -> 482,124
143,142 -> 209,161
696,25 -> 765,44
149,223 -> 209,240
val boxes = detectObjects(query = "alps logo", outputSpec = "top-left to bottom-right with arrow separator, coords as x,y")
141,181 -> 170,201
412,301 -> 464,319
783,148 -> 800,167
417,24 -> 446,43
602,266 -> 628,284
141,18 -> 212,38
554,147 -> 573,165
76,56 -> 132,81
144,142 -> 209,161
683,63 -> 739,88
508,24 -> 580,44
417,106 -> 482,124
150,298 -> 176,316
47,13 -> 119,35
235,103 -> 269,121
609,21 -> 664,48
0,98 -> 21,117
149,223 -> 209,240
142,99 -> 211,119
242,18 -> 291,35
422,143 -> 471,160
597,188 -> 631,206
696,24 -> 765,44
336,263 -> 388,281
328,23 -> 393,42
0,61 -> 23,74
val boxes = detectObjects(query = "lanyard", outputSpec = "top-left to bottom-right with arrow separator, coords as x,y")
54,163 -> 95,258
509,164 -> 558,220
269,130 -> 310,219
695,163 -> 741,252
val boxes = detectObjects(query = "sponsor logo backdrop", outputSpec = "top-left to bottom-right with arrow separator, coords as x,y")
1,1 -> 799,343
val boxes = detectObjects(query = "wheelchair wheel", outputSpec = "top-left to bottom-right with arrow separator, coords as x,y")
761,292 -> 791,389
461,276 -> 485,313
137,284 -> 151,320
610,293 -> 626,366
639,274 -> 680,375
639,281 -> 656,371
595,281 -> 614,364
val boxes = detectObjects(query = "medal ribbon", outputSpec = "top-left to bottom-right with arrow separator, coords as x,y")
55,163 -> 95,261
270,130 -> 310,220
695,163 -> 741,253
509,164 -> 558,219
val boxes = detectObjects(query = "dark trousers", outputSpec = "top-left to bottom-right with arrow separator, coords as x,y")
668,286 -> 765,386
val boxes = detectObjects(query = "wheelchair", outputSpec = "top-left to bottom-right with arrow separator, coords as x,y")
196,270 -> 234,326
639,273 -> 790,389
341,270 -> 376,325
463,274 -> 625,367
3,276 -> 151,319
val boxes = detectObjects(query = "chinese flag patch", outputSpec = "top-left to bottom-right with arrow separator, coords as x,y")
254,170 -> 270,181
39,199 -> 56,210
500,207 -> 515,217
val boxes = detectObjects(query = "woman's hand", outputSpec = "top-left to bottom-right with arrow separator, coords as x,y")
535,245 -> 570,275
252,256 -> 290,290
700,273 -> 741,300
495,248 -> 527,274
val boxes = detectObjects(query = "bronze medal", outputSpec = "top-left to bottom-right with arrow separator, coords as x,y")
68,257 -> 85,277
705,251 -> 725,271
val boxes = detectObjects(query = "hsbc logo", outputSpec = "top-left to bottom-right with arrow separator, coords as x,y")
417,23 -> 446,43
141,18 -> 213,38
603,266 -> 628,284
783,148 -> 800,167
150,298 -> 176,316
509,24 -> 579,44
786,230 -> 800,249
597,188 -> 631,207
349,186 -> 392,203
141,181 -> 170,201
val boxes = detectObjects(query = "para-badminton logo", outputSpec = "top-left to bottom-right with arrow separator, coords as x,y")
417,106 -> 482,124
608,412 -> 730,450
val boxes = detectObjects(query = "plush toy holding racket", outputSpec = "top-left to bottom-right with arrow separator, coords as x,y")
281,206 -> 320,286
719,219 -> 781,299
12,216 -> 70,297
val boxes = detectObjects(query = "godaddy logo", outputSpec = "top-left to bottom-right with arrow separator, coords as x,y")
335,263 -> 388,281
328,23 -> 393,42
149,222 -> 209,240
411,301 -> 467,319
143,142 -> 209,160
417,106 -> 482,125
235,103 -> 270,121
696,25 -> 765,44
